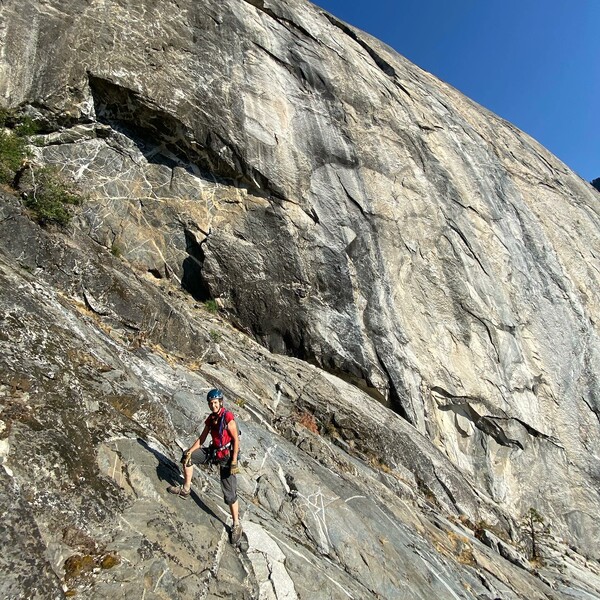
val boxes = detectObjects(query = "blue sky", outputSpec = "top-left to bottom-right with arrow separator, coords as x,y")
316,0 -> 598,183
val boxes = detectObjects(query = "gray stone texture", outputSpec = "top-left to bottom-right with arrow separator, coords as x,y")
1,0 -> 600,597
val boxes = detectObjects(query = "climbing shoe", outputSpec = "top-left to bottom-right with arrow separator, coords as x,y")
167,485 -> 190,498
231,522 -> 243,546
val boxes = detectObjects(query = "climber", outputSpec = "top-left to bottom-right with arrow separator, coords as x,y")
168,388 -> 243,545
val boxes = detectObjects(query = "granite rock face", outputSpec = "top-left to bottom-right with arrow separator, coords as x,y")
1,0 -> 600,597
2,193 -> 600,599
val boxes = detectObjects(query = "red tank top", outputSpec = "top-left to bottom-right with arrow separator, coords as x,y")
205,408 -> 234,459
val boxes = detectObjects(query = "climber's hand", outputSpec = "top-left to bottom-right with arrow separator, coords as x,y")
181,450 -> 192,468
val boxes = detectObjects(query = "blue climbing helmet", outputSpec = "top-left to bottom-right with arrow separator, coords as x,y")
207,388 -> 224,402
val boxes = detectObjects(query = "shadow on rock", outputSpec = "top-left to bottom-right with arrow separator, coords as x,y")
137,438 -> 225,526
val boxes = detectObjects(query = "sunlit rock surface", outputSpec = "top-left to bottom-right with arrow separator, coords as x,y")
1,0 -> 600,597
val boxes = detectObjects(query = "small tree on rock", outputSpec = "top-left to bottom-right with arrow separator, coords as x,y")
520,507 -> 550,565
592,178 -> 600,192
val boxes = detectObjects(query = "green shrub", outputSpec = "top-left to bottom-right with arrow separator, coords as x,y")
15,115 -> 38,137
0,108 -> 9,127
204,299 -> 219,313
0,109 -> 38,184
0,128 -> 28,184
0,109 -> 83,226
23,166 -> 83,226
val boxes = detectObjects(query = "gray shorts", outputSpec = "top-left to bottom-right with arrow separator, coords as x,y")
185,448 -> 237,506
